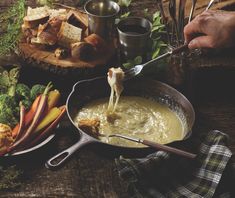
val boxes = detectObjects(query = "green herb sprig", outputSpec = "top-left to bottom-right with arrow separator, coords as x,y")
0,0 -> 26,56
151,11 -> 168,59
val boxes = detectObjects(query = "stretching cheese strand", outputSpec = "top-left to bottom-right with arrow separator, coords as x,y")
107,67 -> 124,113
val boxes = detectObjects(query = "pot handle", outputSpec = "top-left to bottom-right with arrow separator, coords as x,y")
45,134 -> 95,170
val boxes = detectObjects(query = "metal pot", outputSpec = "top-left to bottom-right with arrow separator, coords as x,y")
46,76 -> 195,170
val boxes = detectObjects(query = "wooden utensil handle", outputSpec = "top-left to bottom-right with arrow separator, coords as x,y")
142,140 -> 196,159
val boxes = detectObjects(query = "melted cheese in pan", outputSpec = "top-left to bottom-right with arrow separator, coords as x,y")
75,96 -> 184,147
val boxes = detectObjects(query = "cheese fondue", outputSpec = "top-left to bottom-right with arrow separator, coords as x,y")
75,96 -> 184,147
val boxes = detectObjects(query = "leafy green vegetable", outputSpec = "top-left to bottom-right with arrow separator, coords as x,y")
150,11 -> 167,59
0,66 -> 48,127
0,94 -> 18,127
16,83 -> 31,101
21,99 -> 32,111
0,67 -> 23,126
30,84 -> 46,101
0,66 -> 20,96
0,109 -> 18,127
0,95 -> 17,110
0,0 -> 25,56
15,83 -> 32,110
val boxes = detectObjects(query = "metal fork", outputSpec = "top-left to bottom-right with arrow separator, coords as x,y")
107,134 -> 196,159
206,0 -> 217,10
124,44 -> 188,81
188,0 -> 197,23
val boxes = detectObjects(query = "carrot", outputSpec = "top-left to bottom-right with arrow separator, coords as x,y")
34,107 -> 61,133
12,95 -> 41,138
14,104 -> 26,142
47,90 -> 60,110
8,82 -> 53,153
27,105 -> 66,148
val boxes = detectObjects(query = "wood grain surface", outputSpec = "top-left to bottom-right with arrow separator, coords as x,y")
1,0 -> 235,198
19,42 -> 115,68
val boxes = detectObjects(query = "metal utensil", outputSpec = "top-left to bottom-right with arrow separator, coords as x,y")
178,0 -> 187,41
107,134 -> 196,159
206,0 -> 217,10
124,44 -> 188,81
188,0 -> 197,23
169,0 -> 179,44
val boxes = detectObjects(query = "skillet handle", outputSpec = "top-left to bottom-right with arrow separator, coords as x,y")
45,134 -> 95,170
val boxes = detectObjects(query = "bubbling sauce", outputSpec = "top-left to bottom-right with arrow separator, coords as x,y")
75,96 -> 185,147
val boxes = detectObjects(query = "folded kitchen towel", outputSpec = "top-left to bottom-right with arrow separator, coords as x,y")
115,130 -> 233,198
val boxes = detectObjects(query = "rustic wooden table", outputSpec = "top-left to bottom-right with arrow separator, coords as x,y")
1,0 -> 235,197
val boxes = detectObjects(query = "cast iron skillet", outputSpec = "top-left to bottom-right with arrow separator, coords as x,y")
45,76 -> 195,170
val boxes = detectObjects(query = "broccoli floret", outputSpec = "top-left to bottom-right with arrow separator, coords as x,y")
0,94 -> 18,127
20,99 -> 32,111
0,94 -> 17,110
0,107 -> 18,127
0,86 -> 7,95
15,83 -> 30,101
30,84 -> 46,101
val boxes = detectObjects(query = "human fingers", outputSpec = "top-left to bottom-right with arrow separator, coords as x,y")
184,19 -> 202,44
188,35 -> 214,49
184,12 -> 211,43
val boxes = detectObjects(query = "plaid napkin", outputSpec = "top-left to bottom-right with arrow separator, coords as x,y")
115,130 -> 233,198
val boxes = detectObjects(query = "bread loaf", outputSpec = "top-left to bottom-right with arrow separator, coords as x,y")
34,17 -> 64,45
57,22 -> 82,48
84,34 -> 107,52
23,6 -> 50,28
71,42 -> 95,61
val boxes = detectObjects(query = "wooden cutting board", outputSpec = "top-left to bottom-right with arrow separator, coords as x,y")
19,42 -> 115,69
18,9 -> 116,73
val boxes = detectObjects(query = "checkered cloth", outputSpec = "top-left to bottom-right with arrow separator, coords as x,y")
115,130 -> 233,198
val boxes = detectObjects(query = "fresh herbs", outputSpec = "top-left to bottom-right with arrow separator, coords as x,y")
151,11 -> 167,59
0,0 -> 26,56
0,165 -> 22,191
123,56 -> 142,69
